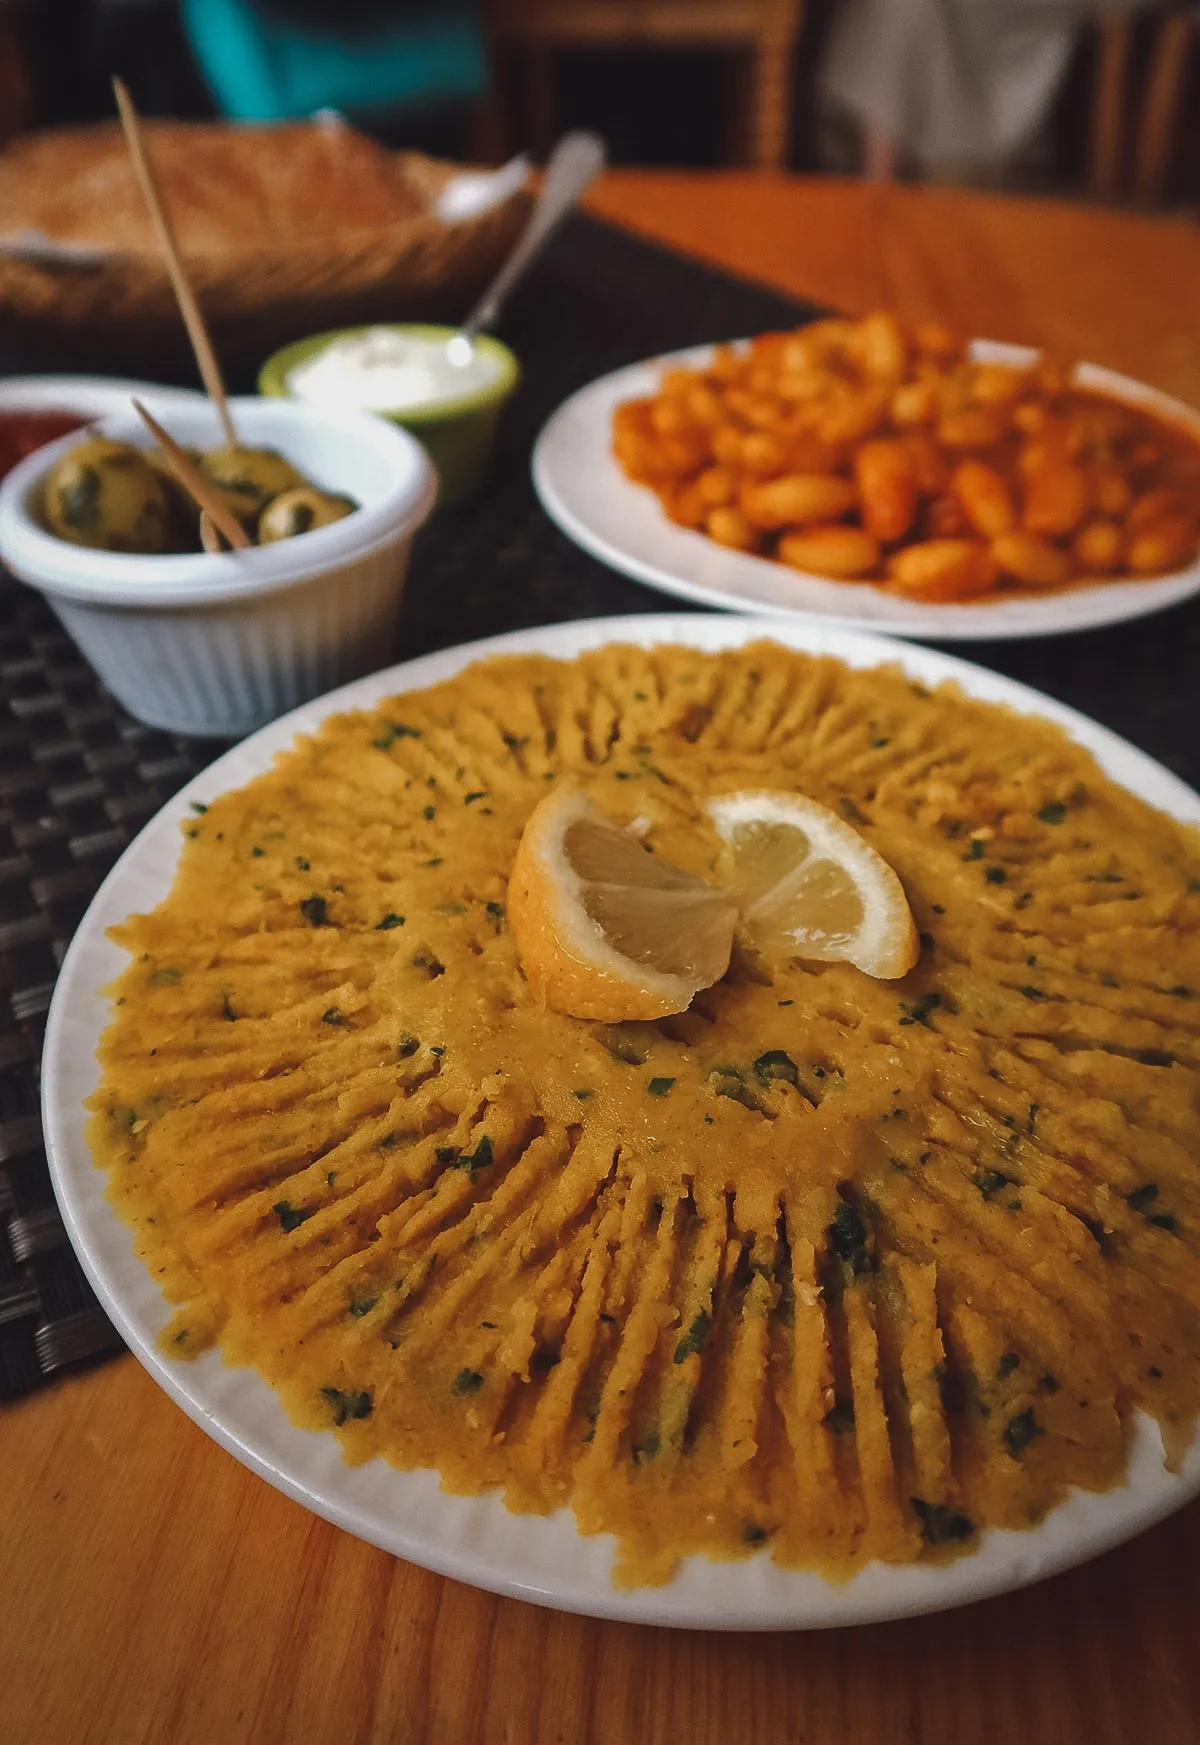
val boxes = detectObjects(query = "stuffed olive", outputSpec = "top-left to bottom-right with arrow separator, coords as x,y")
41,437 -> 169,553
257,486 -> 357,543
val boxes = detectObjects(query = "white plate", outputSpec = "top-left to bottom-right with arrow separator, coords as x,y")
533,343 -> 1200,641
42,612 -> 1200,1629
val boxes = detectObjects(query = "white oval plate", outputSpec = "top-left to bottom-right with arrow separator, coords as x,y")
533,343 -> 1200,641
42,612 -> 1200,1629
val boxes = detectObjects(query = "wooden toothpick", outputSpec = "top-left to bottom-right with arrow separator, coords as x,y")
132,399 -> 251,551
113,77 -> 238,447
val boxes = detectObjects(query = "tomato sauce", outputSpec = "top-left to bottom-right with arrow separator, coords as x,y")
0,411 -> 88,482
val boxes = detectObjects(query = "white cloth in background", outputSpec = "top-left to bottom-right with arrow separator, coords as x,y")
819,0 -> 1161,174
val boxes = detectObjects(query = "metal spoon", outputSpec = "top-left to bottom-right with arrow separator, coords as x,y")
445,130 -> 606,368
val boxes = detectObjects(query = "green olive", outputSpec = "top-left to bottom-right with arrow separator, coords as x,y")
199,445 -> 306,513
257,486 -> 357,543
42,437 -> 169,553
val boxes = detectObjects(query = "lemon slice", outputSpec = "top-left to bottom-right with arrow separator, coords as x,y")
508,786 -> 738,1020
707,790 -> 918,979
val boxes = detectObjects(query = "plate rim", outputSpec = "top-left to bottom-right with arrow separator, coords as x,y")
40,610 -> 1200,1630
532,341 -> 1200,641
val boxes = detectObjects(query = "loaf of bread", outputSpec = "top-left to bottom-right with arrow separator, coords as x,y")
0,115 -> 428,258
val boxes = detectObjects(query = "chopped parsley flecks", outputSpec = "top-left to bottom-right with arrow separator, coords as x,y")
321,1008 -> 346,1026
1003,1409 -> 1041,1457
1127,1182 -> 1179,1233
452,1368 -> 484,1396
710,1065 -> 758,1110
648,1077 -> 676,1097
753,1049 -> 799,1086
464,791 -> 488,805
376,913 -> 406,929
273,1200 -> 312,1233
397,1034 -> 420,1057
189,801 -> 208,815
456,1135 -> 494,1173
321,1386 -> 372,1425
911,1497 -> 975,1545
299,894 -> 328,927
423,805 -> 436,821
348,1294 -> 379,1319
964,839 -> 985,861
295,856 -> 310,871
220,992 -> 238,1022
974,1168 -> 1014,1203
371,722 -> 422,749
984,865 -> 1007,885
1019,985 -> 1046,1001
996,1352 -> 1020,1380
828,1200 -> 872,1278
673,1309 -> 711,1363
899,991 -> 941,1028
1037,801 -> 1067,825
573,1088 -> 594,1100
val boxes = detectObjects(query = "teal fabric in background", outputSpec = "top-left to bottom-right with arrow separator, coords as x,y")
181,0 -> 486,123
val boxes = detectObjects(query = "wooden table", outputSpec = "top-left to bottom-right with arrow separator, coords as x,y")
4,173 -> 1200,1745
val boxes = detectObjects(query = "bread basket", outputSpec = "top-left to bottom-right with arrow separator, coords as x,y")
0,123 -> 531,372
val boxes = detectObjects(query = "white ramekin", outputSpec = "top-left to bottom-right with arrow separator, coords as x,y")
0,395 -> 436,738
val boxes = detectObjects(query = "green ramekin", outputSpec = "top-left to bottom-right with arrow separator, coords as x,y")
259,325 -> 519,506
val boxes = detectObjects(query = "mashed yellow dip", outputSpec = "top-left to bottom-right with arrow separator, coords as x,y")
89,642 -> 1200,1586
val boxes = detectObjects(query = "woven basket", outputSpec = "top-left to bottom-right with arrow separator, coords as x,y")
0,149 -> 531,374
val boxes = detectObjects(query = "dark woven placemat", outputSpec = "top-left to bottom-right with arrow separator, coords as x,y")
4,211 -> 1200,1399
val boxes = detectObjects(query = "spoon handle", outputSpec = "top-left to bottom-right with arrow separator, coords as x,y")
460,130 -> 606,339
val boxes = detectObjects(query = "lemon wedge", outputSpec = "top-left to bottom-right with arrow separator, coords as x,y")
707,789 -> 919,979
508,786 -> 738,1021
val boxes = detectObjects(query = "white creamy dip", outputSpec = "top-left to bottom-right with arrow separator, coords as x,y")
285,327 -> 500,413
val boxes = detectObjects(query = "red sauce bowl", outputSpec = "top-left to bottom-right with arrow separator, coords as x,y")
0,410 -> 88,482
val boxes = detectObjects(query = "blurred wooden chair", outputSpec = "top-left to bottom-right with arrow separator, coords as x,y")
478,0 -> 804,170
0,3 -> 34,147
1090,7 -> 1195,203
